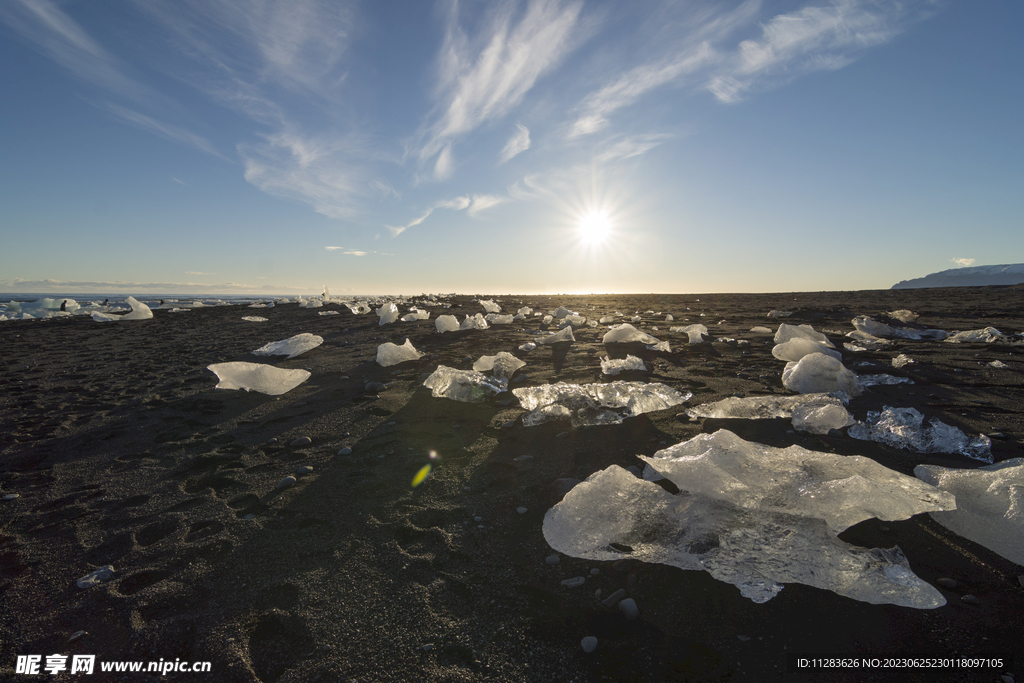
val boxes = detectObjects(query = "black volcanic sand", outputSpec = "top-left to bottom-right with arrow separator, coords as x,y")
1,289 -> 1022,683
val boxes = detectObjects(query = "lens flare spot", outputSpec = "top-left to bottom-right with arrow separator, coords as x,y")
429,450 -> 439,460
411,464 -> 432,487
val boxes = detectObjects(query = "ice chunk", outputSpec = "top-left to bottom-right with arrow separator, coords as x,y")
252,333 -> 323,359
208,362 -> 311,395
852,316 -> 946,341
535,326 -> 575,345
791,401 -> 855,434
774,323 -> 833,348
687,392 -> 847,420
401,308 -> 429,321
91,296 -> 153,322
750,326 -> 773,334
859,374 -> 913,386
944,327 -> 1003,343
513,381 -> 691,427
888,310 -> 919,324
377,303 -> 399,325
545,431 -> 950,607
601,355 -> 646,375
347,302 -> 372,314
435,314 -> 460,333
892,354 -> 914,368
423,365 -> 507,402
670,324 -> 708,344
602,323 -> 659,345
473,352 -> 526,380
767,310 -> 793,317
849,407 -> 993,462
485,313 -> 514,325
772,337 -> 841,363
515,306 -> 533,319
480,300 -> 501,313
460,313 -> 490,330
915,459 -> 1024,565
553,306 -> 574,318
559,314 -> 587,327
988,360 -> 1008,368
376,338 -> 424,367
782,353 -> 862,396
242,316 -> 268,322
599,315 -> 616,324
519,342 -> 537,352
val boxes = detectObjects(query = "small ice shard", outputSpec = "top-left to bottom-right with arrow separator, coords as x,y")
480,300 -> 501,313
988,360 -> 1008,368
473,352 -> 526,380
242,316 -> 268,322
599,315 -> 616,324
401,308 -> 429,321
485,313 -> 514,325
560,314 -> 587,327
513,381 -> 691,427
774,323 -> 833,348
944,327 -> 1003,343
545,431 -> 950,607
602,323 -> 660,345
782,353 -> 862,396
888,310 -> 919,324
91,296 -> 153,322
208,362 -> 311,395
435,314 -> 460,333
377,303 -> 399,325
423,365 -> 507,402
601,355 -> 647,375
791,400 -> 855,434
852,316 -> 946,341
515,306 -> 533,319
376,339 -> 424,367
535,326 -> 575,345
915,459 -> 1024,565
553,306 -> 574,318
845,329 -> 891,349
750,326 -> 773,334
647,340 -> 671,352
767,310 -> 792,317
859,374 -> 913,386
687,392 -> 847,420
519,342 -> 537,351
849,407 -> 993,462
348,302 -> 372,314
252,333 -> 324,359
772,337 -> 841,363
892,354 -> 914,368
670,324 -> 708,344
461,313 -> 490,330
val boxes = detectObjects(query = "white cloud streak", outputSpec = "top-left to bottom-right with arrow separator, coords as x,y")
105,103 -> 228,160
387,193 -> 507,236
499,123 -> 531,163
950,257 -> 976,267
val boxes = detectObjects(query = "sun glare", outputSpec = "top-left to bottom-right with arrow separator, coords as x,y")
578,210 -> 612,245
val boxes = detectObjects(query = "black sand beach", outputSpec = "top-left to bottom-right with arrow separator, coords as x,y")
1,288 -> 1022,682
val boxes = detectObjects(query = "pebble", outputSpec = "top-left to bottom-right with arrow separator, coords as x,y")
77,565 -> 115,589
243,514 -> 256,520
296,466 -> 313,475
561,577 -> 586,588
421,643 -> 434,652
3,494 -> 19,500
961,594 -> 980,605
276,476 -> 297,490
581,636 -> 598,653
555,431 -> 569,439
337,447 -> 353,455
590,568 -> 600,576
936,578 -> 957,589
513,455 -> 533,462
474,516 -> 483,522
517,507 -> 527,514
601,588 -> 626,608
67,631 -> 87,643
290,437 -> 312,448
545,554 -> 560,565
618,598 -> 640,620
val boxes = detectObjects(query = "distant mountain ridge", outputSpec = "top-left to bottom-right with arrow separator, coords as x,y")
892,263 -> 1024,289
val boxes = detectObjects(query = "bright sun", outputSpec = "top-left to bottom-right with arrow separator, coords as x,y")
578,210 -> 612,245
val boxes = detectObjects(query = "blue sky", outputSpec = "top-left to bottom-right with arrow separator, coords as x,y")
1,0 -> 1020,296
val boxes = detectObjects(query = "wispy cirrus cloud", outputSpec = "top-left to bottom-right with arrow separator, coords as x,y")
950,257 -> 976,267
325,247 -> 368,256
0,277 -> 307,294
419,0 -> 585,178
104,102 -> 228,160
387,194 -> 507,236
499,123 -> 531,163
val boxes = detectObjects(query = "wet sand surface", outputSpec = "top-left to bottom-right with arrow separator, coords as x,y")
1,288 -> 1022,682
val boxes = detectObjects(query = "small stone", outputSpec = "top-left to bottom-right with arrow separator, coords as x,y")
452,424 -> 461,429
296,466 -> 313,475
961,594 -> 980,605
289,437 -> 312,448
618,598 -> 640,620
590,568 -> 600,576
936,578 -> 957,589
243,514 -> 256,520
3,494 -> 19,500
77,565 -> 115,589
337,447 -> 353,455
561,577 -> 585,588
602,588 -> 626,608
276,476 -> 297,490
556,431 -> 569,439
517,507 -> 528,514
513,455 -> 533,462
737,635 -> 751,642
581,636 -> 598,653
422,643 -> 434,652
545,554 -> 560,565
67,630 -> 87,643
474,516 -> 483,522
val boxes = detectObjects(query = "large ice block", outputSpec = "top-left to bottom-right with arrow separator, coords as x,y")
849,407 -> 992,462
782,353 -> 862,396
376,338 -> 424,367
686,392 -> 848,420
473,352 -> 526,380
774,323 -> 833,348
435,314 -> 460,333
252,333 -> 324,359
602,323 -> 660,345
377,303 -> 399,325
207,362 -> 311,395
601,355 -> 647,375
944,327 -> 1003,343
772,337 -> 841,363
513,381 -> 691,427
423,365 -> 507,402
535,326 -> 575,345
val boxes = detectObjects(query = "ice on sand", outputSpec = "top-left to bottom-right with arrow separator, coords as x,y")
376,339 -> 424,367
473,352 -> 526,380
772,337 -> 841,363
480,300 -> 501,313
670,324 -> 708,344
377,303 -> 399,325
782,353 -> 862,396
423,365 -> 507,403
601,355 -> 647,375
915,459 -> 1024,565
208,362 -> 310,395
91,296 -> 153,322
485,313 -> 514,325
686,392 -> 848,420
512,382 -> 691,427
852,316 -> 946,341
791,400 -> 855,434
461,313 -> 490,330
401,309 -> 429,322
602,323 -> 659,345
544,430 -> 951,607
435,315 -> 460,333
849,407 -> 993,462
774,323 -> 833,348
535,326 -> 575,345
252,333 -> 323,359
944,327 -> 1003,343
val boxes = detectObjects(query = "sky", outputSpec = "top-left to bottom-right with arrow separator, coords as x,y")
1,0 -> 1021,296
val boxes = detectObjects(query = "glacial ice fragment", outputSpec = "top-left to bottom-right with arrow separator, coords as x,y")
774,323 -> 833,348
423,366 -> 507,402
460,313 -> 490,330
242,316 -> 268,322
852,316 -> 946,341
892,354 -> 914,368
670,324 -> 708,344
485,313 -> 514,325
849,407 -> 993,462
376,339 -> 424,367
601,355 -> 647,375
535,326 -> 575,345
512,382 -> 691,427
553,306 -> 574,318
859,374 -> 913,386
782,353 -> 862,396
377,303 -> 399,325
207,362 -> 311,395
766,310 -> 792,318
252,333 -> 324,359
772,337 -> 841,362
545,430 -> 950,607
750,326 -> 773,334
791,401 -> 855,434
944,327 -> 1003,343
480,300 -> 501,313
401,308 -> 429,321
473,352 -> 526,380
845,330 -> 891,349
915,459 -> 1024,565
91,296 -> 153,322
602,323 -> 660,345
888,310 -> 919,324
686,393 -> 848,420
435,314 -> 460,333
